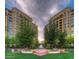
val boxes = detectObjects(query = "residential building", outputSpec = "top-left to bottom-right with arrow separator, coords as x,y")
48,7 -> 74,35
5,7 -> 38,39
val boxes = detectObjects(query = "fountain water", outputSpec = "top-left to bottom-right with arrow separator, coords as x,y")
39,44 -> 44,49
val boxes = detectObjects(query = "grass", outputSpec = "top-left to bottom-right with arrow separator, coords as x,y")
5,49 -> 74,59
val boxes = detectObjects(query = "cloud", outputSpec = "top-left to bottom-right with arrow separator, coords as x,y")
6,0 -> 67,43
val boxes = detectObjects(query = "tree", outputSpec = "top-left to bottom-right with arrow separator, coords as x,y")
5,35 -> 9,48
65,35 -> 74,44
44,23 -> 58,48
31,39 -> 39,49
65,35 -> 74,48
44,23 -> 66,49
8,36 -> 16,48
44,25 -> 49,48
57,32 -> 66,48
16,16 -> 36,48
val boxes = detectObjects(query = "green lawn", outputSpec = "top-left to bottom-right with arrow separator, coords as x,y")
5,49 -> 74,59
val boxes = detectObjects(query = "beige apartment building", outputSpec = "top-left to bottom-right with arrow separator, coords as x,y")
5,7 -> 38,39
48,7 -> 74,35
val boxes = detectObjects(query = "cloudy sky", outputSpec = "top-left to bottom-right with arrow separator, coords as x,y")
5,0 -> 74,43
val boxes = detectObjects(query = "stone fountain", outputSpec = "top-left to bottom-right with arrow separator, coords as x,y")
33,44 -> 48,56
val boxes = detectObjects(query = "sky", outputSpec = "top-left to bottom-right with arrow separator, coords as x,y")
5,0 -> 74,43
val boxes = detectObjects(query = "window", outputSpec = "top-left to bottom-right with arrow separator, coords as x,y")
8,16 -> 12,36
9,16 -> 12,22
72,16 -> 74,26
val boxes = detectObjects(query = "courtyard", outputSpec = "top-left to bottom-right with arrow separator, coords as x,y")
5,49 -> 74,59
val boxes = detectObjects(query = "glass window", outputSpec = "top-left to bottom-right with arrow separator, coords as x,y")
8,16 -> 12,36
72,16 -> 74,26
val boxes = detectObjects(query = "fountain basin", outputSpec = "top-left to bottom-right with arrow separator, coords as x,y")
33,49 -> 48,56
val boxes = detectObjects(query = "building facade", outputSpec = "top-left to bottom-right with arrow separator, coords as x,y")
5,7 -> 38,39
48,8 -> 74,35
5,8 -> 13,38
